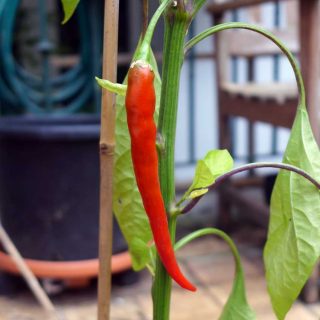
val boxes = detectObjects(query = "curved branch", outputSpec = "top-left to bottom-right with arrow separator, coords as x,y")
175,227 -> 255,319
139,0 -> 173,60
184,22 -> 306,107
181,162 -> 320,214
175,227 -> 242,273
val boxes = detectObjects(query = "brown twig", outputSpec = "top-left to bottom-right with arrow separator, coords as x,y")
97,1 -> 119,320
142,0 -> 149,39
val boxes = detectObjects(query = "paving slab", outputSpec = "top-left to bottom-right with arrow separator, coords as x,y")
0,231 -> 320,320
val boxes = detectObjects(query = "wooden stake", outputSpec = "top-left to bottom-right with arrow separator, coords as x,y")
0,223 -> 55,313
97,1 -> 119,320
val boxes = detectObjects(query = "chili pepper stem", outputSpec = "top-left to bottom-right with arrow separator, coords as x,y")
138,0 -> 174,61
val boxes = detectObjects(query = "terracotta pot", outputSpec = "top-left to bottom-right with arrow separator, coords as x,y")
0,250 -> 131,279
0,116 -> 130,280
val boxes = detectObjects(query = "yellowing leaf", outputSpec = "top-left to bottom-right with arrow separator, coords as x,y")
182,150 -> 233,201
188,188 -> 208,199
264,106 -> 320,319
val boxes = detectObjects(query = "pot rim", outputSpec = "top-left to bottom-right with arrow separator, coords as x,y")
0,115 -> 101,141
0,250 -> 131,279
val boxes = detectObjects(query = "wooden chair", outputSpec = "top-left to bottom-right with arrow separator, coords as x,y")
207,0 -> 320,303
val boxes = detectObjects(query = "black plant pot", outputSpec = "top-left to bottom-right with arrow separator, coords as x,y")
0,115 -> 127,261
263,174 -> 278,205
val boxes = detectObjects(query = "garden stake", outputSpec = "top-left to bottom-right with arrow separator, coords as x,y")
97,0 -> 119,319
60,1 -> 120,317
0,222 -> 56,313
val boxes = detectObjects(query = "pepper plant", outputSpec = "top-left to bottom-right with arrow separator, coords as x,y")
62,1 -> 320,319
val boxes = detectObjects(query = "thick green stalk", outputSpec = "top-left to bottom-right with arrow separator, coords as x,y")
158,11 -> 190,204
152,5 -> 191,320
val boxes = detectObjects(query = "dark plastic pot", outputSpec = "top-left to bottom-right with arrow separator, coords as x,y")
0,115 -> 127,261
263,174 -> 277,205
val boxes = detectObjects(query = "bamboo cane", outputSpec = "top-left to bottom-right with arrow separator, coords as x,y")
97,0 -> 119,319
0,222 -> 55,313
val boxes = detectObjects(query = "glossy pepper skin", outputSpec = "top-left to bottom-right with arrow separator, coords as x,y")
125,60 -> 196,292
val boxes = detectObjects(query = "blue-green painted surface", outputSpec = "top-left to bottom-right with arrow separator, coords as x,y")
0,0 -> 102,114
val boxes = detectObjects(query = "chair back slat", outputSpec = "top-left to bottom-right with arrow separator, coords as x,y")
226,29 -> 298,57
219,1 -> 298,57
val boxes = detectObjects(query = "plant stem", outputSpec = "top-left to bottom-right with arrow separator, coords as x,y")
139,0 -> 173,60
158,13 -> 190,204
181,162 -> 320,214
152,6 -> 190,320
185,22 -> 306,107
175,227 -> 242,272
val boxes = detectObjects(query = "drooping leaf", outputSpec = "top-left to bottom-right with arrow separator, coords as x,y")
263,105 -> 320,319
175,228 -> 255,320
185,149 -> 233,199
112,49 -> 161,271
219,268 -> 256,320
61,0 -> 80,24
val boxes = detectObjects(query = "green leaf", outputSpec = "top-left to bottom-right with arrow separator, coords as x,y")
112,49 -> 161,271
175,228 -> 255,320
188,188 -> 208,199
185,150 -> 233,199
61,0 -> 80,24
95,77 -> 127,96
263,105 -> 320,319
219,270 -> 256,320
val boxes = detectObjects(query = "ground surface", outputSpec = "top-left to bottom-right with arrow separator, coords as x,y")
0,226 -> 320,320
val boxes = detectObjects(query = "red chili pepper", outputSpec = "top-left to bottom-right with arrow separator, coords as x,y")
125,60 -> 196,292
